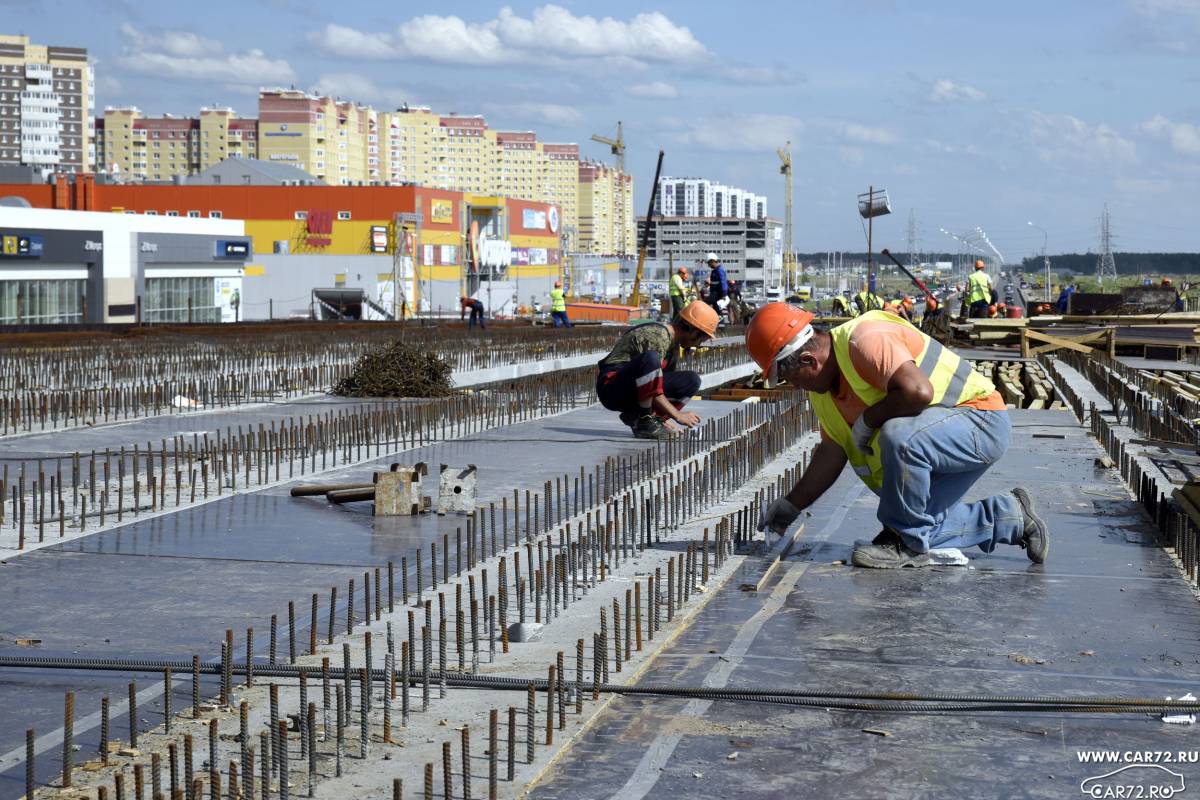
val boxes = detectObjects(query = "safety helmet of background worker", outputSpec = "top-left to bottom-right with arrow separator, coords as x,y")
1163,277 -> 1173,287
679,266 -> 689,279
705,253 -> 719,263
927,297 -> 939,311
987,304 -> 997,317
745,302 -> 817,381
678,300 -> 719,338
553,280 -> 562,288
975,260 -> 986,270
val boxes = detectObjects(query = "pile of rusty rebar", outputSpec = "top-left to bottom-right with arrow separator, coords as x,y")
332,340 -> 454,398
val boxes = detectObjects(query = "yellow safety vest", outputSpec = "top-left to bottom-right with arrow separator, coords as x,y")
967,271 -> 991,304
832,296 -> 856,317
856,292 -> 883,312
808,311 -> 997,494
669,274 -> 685,298
550,288 -> 566,312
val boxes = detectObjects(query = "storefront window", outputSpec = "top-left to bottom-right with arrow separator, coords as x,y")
0,279 -> 85,324
143,277 -> 220,323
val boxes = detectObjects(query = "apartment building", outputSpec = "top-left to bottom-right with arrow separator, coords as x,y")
96,106 -> 258,183
0,34 -> 93,177
579,160 -> 633,255
654,176 -> 767,220
85,90 -> 630,248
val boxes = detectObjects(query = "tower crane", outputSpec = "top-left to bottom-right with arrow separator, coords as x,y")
777,141 -> 794,293
591,121 -> 625,174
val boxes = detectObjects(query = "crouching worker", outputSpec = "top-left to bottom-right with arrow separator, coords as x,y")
596,300 -> 717,440
747,304 -> 1049,568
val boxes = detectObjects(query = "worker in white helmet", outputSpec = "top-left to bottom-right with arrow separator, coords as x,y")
705,253 -> 728,310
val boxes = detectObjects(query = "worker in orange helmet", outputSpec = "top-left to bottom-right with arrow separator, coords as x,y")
987,303 -> 998,318
900,296 -> 915,323
745,303 -> 1048,568
967,259 -> 993,319
549,280 -> 572,328
596,300 -> 718,440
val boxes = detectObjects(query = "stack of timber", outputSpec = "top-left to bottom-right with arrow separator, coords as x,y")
953,313 -> 1200,359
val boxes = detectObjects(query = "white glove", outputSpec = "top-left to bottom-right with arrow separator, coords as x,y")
758,497 -> 801,536
851,414 -> 877,455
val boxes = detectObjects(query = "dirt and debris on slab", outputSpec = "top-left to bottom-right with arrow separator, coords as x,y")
332,340 -> 453,398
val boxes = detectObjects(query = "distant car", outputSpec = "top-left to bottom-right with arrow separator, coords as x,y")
1020,281 -> 1028,289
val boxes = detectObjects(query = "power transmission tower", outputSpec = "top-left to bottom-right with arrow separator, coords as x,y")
1096,203 -> 1117,288
906,209 -> 919,270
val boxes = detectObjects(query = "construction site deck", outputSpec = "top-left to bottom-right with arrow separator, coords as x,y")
2,317 -> 1199,800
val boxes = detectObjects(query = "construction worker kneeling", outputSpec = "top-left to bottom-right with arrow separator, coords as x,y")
746,304 -> 1050,568
596,301 -> 717,440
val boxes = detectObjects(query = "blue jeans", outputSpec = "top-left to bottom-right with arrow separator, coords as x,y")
876,406 -> 1024,553
551,310 -> 572,328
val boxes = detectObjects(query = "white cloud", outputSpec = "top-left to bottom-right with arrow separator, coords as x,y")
309,5 -> 706,66
118,24 -> 295,85
1131,0 -> 1200,16
312,74 -> 414,108
627,81 -> 678,99
1116,176 -> 1173,194
837,122 -> 896,144
930,78 -> 987,104
718,65 -> 800,83
924,138 -> 981,156
1140,114 -> 1200,155
838,147 -> 865,166
487,102 -> 582,126
1026,112 -> 1137,165
673,114 -> 803,153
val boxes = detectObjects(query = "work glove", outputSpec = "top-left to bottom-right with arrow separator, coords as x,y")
758,496 -> 801,536
852,414 -> 877,455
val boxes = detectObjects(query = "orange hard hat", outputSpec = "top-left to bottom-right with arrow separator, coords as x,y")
997,302 -> 1007,310
745,302 -> 816,374
1162,277 -> 1173,286
902,297 -> 914,309
974,260 -> 986,270
987,304 -> 997,315
553,280 -> 562,288
927,297 -> 939,310
678,300 -> 719,338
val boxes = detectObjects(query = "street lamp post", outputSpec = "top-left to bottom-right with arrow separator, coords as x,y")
1027,221 -> 1050,302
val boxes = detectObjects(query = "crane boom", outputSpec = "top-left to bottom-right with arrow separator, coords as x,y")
590,121 -> 625,173
777,141 -> 794,294
630,149 -> 664,309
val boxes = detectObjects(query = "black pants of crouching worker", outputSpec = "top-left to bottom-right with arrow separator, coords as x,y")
595,351 -> 702,417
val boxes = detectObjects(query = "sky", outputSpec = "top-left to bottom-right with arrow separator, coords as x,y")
8,0 -> 1200,255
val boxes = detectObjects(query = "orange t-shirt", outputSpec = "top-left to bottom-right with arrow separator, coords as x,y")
822,320 -> 1005,437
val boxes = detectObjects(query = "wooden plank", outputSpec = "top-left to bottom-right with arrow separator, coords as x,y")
740,522 -> 805,592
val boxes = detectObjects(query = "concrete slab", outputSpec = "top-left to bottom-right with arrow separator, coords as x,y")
0,400 -> 744,796
529,408 -> 1200,799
